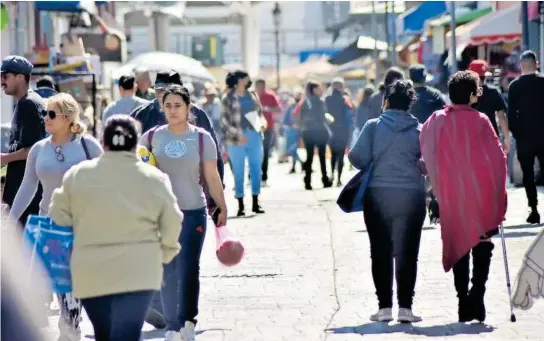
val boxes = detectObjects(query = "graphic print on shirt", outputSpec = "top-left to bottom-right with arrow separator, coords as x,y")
164,140 -> 187,158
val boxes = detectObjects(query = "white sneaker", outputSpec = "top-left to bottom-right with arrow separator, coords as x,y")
180,321 -> 196,341
370,308 -> 393,322
397,308 -> 422,323
164,331 -> 181,341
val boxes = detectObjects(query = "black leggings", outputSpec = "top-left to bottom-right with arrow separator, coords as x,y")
302,135 -> 328,185
517,140 -> 544,209
363,187 -> 426,309
330,140 -> 348,180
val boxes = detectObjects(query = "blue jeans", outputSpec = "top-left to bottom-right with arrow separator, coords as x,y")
285,127 -> 300,162
161,208 -> 207,331
81,290 -> 153,341
227,129 -> 263,198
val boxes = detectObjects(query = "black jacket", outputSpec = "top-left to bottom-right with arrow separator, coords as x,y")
409,85 -> 445,124
508,73 -> 544,143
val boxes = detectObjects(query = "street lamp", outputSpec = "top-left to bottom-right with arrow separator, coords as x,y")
272,2 -> 281,89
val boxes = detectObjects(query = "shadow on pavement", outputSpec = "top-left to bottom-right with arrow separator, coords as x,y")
228,214 -> 258,220
493,231 -> 539,239
355,226 -> 435,233
326,321 -> 494,337
140,328 -> 230,340
504,223 -> 544,229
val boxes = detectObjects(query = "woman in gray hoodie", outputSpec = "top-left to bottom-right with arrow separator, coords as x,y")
348,80 -> 426,324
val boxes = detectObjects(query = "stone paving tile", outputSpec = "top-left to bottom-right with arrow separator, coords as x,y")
43,162 -> 544,341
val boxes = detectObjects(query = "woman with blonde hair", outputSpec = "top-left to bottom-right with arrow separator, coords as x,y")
9,92 -> 103,341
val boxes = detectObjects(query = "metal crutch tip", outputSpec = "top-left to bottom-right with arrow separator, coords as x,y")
510,314 -> 516,322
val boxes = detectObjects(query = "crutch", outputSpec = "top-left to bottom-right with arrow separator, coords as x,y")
498,222 -> 517,322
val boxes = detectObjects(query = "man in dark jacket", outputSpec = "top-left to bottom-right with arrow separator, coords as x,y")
408,64 -> 446,124
508,50 -> 544,224
130,71 -> 224,182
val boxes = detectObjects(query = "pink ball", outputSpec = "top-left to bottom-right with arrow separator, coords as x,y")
216,239 -> 244,266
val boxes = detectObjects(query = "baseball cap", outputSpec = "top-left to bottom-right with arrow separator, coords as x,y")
468,60 -> 492,77
408,64 -> 428,83
155,70 -> 183,90
118,74 -> 136,90
1,55 -> 33,75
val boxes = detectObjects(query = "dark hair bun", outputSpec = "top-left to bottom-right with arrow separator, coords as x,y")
103,115 -> 140,152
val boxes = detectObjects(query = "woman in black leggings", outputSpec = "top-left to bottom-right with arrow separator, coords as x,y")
348,80 -> 426,323
297,81 -> 333,190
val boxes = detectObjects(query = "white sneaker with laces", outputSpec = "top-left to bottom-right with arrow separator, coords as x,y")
397,308 -> 422,323
370,308 -> 393,322
180,321 -> 196,341
164,330 -> 181,341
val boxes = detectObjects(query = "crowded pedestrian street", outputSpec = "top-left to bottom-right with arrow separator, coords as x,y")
2,2 -> 544,341
39,159 -> 544,341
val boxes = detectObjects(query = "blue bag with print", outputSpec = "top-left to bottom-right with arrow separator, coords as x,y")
24,215 -> 74,293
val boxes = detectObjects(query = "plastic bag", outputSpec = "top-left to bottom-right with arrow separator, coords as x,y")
215,226 -> 244,267
24,215 -> 73,293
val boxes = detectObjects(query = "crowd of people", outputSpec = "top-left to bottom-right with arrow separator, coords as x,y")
1,48 -> 543,341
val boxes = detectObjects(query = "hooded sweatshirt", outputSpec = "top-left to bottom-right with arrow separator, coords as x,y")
348,109 -> 424,190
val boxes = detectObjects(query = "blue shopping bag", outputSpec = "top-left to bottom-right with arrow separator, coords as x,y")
24,215 -> 74,294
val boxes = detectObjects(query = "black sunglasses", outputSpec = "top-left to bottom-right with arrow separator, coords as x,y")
43,110 -> 63,119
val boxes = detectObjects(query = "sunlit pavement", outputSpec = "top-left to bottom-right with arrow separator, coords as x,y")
45,157 -> 544,341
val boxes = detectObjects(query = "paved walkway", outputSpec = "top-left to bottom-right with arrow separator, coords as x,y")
46,161 -> 544,341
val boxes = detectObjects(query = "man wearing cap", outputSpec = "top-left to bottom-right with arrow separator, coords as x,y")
469,60 -> 510,154
102,74 -> 149,122
1,55 -> 46,226
408,64 -> 446,124
508,50 -> 544,224
135,70 -> 156,101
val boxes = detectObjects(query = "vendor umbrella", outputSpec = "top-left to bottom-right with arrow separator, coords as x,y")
114,51 -> 215,83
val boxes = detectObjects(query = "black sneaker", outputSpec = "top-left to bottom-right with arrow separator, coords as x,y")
527,210 -> 541,224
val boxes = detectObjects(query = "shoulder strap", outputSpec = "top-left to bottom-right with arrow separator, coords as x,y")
147,125 -> 159,153
80,136 -> 91,160
198,131 -> 205,187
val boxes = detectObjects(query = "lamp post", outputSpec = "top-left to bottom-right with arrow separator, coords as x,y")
449,1 -> 458,74
538,1 -> 544,69
272,2 -> 281,89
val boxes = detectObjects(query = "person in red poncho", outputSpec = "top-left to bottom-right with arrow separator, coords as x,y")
420,70 -> 507,323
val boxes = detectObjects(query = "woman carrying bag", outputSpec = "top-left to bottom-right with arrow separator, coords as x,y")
139,85 -> 228,341
220,70 -> 266,217
8,92 -> 102,341
49,115 -> 183,341
347,80 -> 426,323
